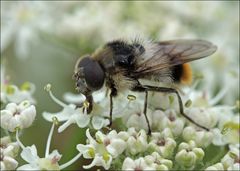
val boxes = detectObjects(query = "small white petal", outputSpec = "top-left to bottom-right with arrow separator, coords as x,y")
42,104 -> 78,122
122,157 -> 135,170
63,92 -> 86,104
106,139 -> 126,158
95,131 -> 106,143
2,156 -> 18,170
92,91 -> 106,103
17,164 -> 40,170
83,155 -> 100,169
75,113 -> 90,128
83,154 -> 112,170
76,144 -> 95,159
212,128 -> 227,146
20,145 -> 39,164
86,129 -> 97,145
58,117 -> 76,133
92,116 -> 109,130
19,105 -> 36,128
48,150 -> 62,161
0,162 -> 6,170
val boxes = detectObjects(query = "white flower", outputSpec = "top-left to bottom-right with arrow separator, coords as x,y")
144,152 -> 173,170
212,114 -> 239,146
148,128 -> 176,159
182,126 -> 213,148
16,120 -> 62,170
43,103 -> 91,133
221,144 -> 239,170
63,91 -> 105,105
122,99 -> 153,132
0,136 -> 19,158
15,119 -> 82,170
0,101 -> 36,132
122,157 -> 155,170
1,83 -> 36,104
205,163 -> 224,170
125,128 -> 148,155
17,145 -> 61,170
148,91 -> 176,111
91,116 -> 109,130
76,129 -> 126,170
64,89 -> 130,119
185,107 -> 218,129
152,109 -> 185,136
175,140 -> 204,169
0,153 -> 18,171
0,136 -> 19,170
43,85 -> 110,132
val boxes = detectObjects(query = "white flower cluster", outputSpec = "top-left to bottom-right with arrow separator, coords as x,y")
1,82 -> 36,105
1,75 -> 239,170
76,128 -> 175,170
74,127 -> 206,170
1,101 -> 36,132
14,118 -> 81,171
0,81 -> 37,170
0,81 -> 239,171
0,137 -> 19,170
38,83 -> 239,170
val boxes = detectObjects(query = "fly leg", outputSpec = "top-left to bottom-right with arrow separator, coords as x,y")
131,85 -> 152,135
140,85 -> 209,131
144,90 -> 152,135
109,91 -> 113,127
108,87 -> 117,128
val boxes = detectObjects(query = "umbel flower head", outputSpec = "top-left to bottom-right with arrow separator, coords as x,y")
39,80 -> 239,170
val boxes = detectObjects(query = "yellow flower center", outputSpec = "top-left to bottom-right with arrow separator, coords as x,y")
88,147 -> 95,158
6,85 -> 15,95
20,82 -> 31,91
103,152 -> 110,162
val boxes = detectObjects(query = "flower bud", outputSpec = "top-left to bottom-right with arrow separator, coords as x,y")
175,140 -> 204,168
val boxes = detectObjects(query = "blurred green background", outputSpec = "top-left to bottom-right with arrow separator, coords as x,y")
1,1 -> 239,170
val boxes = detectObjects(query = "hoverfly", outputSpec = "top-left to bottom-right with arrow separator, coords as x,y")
73,39 -> 217,134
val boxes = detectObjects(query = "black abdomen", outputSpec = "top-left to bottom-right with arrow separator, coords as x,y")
172,64 -> 183,83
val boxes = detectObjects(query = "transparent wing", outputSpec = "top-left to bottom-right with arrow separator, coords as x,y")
133,39 -> 217,77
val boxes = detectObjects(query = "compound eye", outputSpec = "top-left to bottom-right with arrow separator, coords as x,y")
79,57 -> 105,91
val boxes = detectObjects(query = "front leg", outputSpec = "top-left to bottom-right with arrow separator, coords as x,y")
108,87 -> 117,128
109,91 -> 113,127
